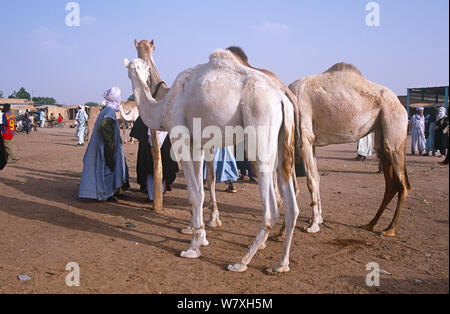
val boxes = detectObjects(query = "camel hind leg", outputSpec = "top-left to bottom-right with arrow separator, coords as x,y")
363,109 -> 411,237
380,138 -> 410,237
205,160 -> 221,228
362,156 -> 396,232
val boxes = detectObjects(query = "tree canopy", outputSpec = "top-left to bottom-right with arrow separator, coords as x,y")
127,94 -> 135,102
33,97 -> 57,106
8,87 -> 31,100
85,102 -> 100,107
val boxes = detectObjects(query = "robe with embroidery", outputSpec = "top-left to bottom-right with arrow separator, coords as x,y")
79,106 -> 129,200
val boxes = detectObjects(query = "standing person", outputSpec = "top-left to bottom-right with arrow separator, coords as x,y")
0,134 -> 6,170
424,109 -> 438,156
439,126 -> 449,165
434,107 -> 449,158
39,109 -> 46,128
1,104 -> 19,163
73,107 -> 80,138
76,106 -> 88,146
410,107 -> 426,155
23,112 -> 32,135
205,147 -> 239,193
355,133 -> 374,161
235,142 -> 257,182
79,87 -> 129,201
129,116 -> 179,197
58,113 -> 64,128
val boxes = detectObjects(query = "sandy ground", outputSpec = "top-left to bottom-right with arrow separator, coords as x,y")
0,126 -> 448,294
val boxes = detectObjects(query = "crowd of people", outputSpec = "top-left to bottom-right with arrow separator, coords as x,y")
410,106 -> 449,165
354,106 -> 449,168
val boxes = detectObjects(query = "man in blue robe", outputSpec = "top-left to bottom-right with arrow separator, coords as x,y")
79,87 -> 129,201
204,147 -> 239,193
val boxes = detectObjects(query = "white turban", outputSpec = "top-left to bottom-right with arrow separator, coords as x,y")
103,87 -> 121,112
437,107 -> 447,120
416,107 -> 424,112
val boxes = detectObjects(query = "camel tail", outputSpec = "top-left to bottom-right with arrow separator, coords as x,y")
281,100 -> 295,183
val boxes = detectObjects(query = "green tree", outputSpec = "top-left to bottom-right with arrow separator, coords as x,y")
33,97 -> 56,106
8,87 -> 31,100
0,90 -> 3,98
127,94 -> 135,101
85,102 -> 100,107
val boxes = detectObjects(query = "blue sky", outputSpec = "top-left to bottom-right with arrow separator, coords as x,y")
0,0 -> 448,105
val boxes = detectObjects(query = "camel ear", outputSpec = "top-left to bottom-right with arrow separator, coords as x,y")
150,39 -> 155,49
134,39 -> 139,48
123,58 -> 130,67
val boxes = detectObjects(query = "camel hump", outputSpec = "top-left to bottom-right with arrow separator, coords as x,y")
209,49 -> 238,64
325,62 -> 362,76
226,46 -> 249,66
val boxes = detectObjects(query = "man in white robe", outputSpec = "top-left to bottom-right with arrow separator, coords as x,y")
356,133 -> 373,161
410,107 -> 426,155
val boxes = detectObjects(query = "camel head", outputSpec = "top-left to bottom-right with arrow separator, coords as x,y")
124,57 -> 162,130
134,39 -> 155,61
124,57 -> 151,92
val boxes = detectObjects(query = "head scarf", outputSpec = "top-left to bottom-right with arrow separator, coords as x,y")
437,107 -> 447,121
103,87 -> 121,112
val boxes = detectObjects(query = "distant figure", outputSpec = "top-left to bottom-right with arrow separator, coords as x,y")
73,108 -> 80,138
434,107 -> 449,157
76,106 -> 88,146
355,133 -> 374,161
23,112 -> 32,135
235,142 -> 257,181
130,116 -> 179,197
0,130 -> 7,170
204,147 -> 239,193
39,110 -> 46,128
424,109 -> 438,156
58,113 -> 64,128
79,87 -> 129,201
1,104 -> 19,163
410,107 -> 426,155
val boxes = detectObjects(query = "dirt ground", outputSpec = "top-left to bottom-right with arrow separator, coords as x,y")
0,126 -> 448,294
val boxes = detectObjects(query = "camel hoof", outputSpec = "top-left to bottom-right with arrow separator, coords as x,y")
308,217 -> 324,224
180,248 -> 201,259
361,224 -> 375,232
269,264 -> 290,273
201,238 -> 209,247
303,224 -> 320,233
228,263 -> 248,272
181,226 -> 193,235
382,229 -> 396,237
271,234 -> 285,242
205,218 -> 222,228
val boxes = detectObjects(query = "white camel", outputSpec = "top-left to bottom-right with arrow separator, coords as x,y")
134,40 -> 298,232
135,39 -> 221,229
124,50 -> 299,272
286,63 -> 411,236
116,102 -> 139,144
